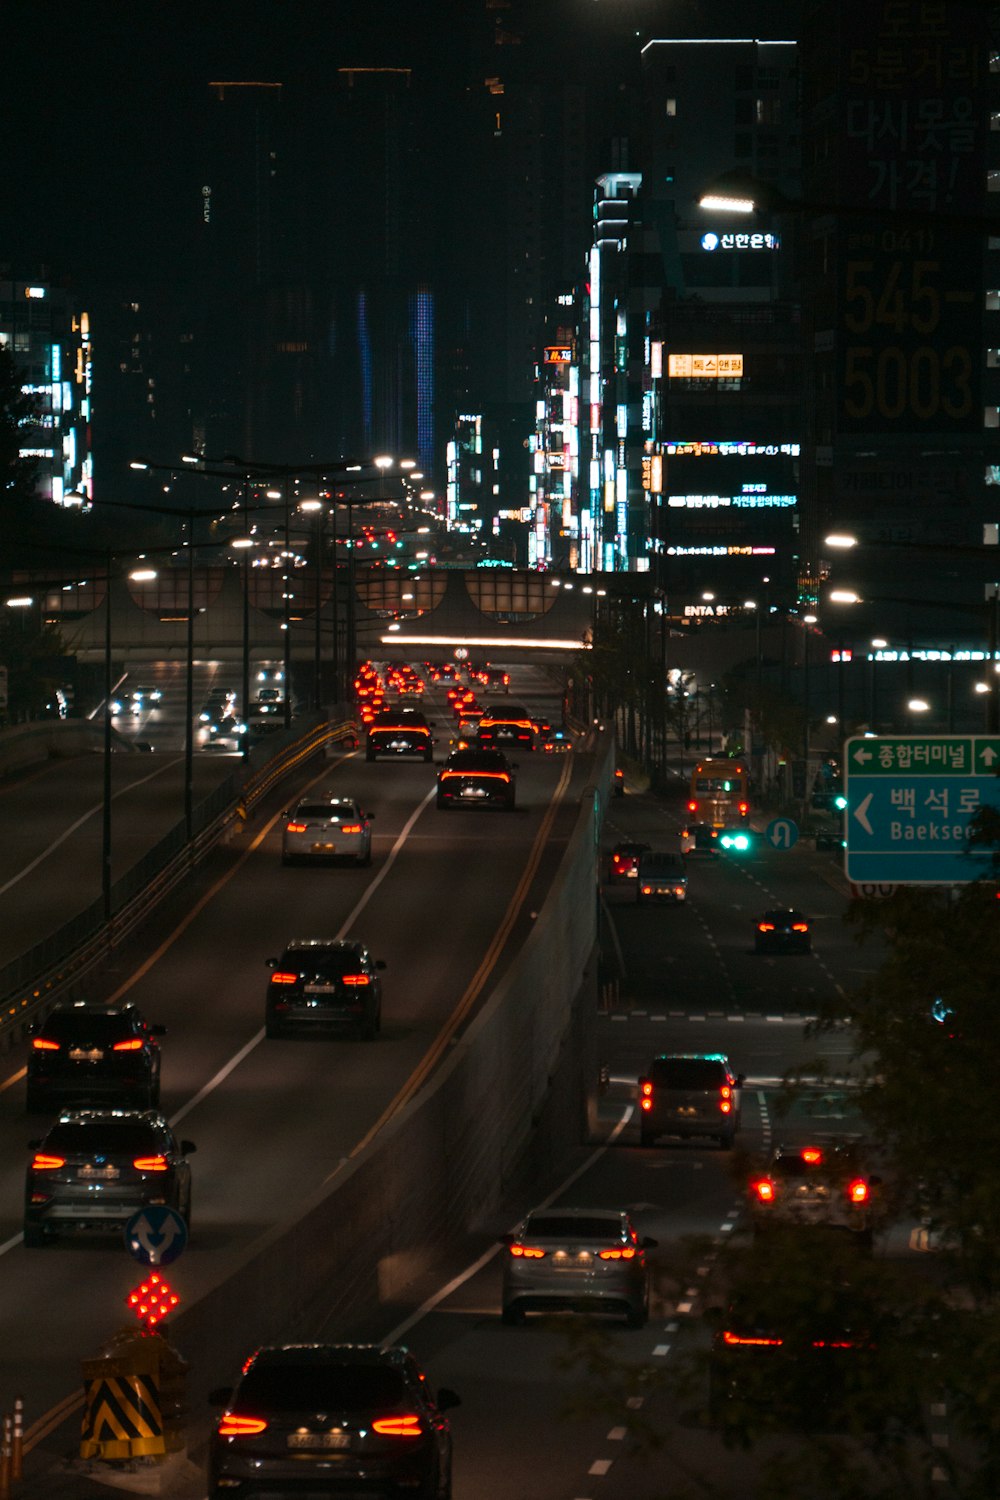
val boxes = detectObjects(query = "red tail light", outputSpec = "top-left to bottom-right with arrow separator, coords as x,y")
372,1414 -> 423,1437
801,1147 -> 823,1164
753,1179 -> 775,1202
270,972 -> 298,985
792,922 -> 809,933
31,1153 -> 65,1170
849,1179 -> 869,1203
641,885 -> 652,895
31,1038 -> 60,1051
598,1246 -> 637,1260
639,1079 -> 653,1112
340,824 -> 362,834
341,974 -> 370,986
612,854 -> 623,865
285,821 -> 308,833
508,1243 -> 546,1258
758,922 -> 775,932
720,1100 -> 732,1114
218,1414 -> 268,1437
132,1155 -> 169,1172
738,801 -> 749,816
113,1038 -> 144,1052
723,1331 -> 782,1347
720,1085 -> 732,1100
687,800 -> 698,813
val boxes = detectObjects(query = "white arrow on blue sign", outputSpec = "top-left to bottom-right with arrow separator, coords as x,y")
124,1206 -> 188,1266
764,817 -> 798,850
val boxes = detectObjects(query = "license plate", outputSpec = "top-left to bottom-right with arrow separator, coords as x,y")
675,1106 -> 697,1117
461,786 -> 486,798
552,1251 -> 592,1268
389,740 -> 407,750
311,843 -> 337,853
78,1165 -> 119,1180
287,1432 -> 351,1450
69,1048 -> 103,1062
304,984 -> 338,995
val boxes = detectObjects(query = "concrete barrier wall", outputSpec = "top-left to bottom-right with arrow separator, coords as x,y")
0,719 -> 113,778
173,731 -> 614,1384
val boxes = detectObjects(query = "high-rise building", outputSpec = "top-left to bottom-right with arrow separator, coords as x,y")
798,0 -> 998,643
0,275 -> 93,508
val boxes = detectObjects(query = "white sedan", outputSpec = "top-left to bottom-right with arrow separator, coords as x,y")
281,795 -> 373,867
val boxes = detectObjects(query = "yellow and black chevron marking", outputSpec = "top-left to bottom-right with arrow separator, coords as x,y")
79,1374 -> 164,1460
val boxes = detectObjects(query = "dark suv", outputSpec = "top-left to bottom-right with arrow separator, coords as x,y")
209,1343 -> 460,1499
26,1002 -> 166,1114
265,939 -> 386,1040
366,708 -> 434,762
638,1053 -> 745,1148
436,748 -> 516,810
24,1108 -> 195,1246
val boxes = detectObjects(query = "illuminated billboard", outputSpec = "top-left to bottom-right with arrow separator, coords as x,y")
668,354 -> 744,379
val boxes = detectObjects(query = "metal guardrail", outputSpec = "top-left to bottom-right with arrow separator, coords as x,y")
0,714 -> 359,1050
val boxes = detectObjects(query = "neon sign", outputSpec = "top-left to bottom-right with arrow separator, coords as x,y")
700,231 -> 780,251
663,440 -> 800,457
668,354 -> 743,378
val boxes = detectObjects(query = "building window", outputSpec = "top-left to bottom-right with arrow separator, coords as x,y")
756,97 -> 782,125
986,407 -> 1000,427
988,290 -> 1000,310
989,349 -> 1000,367
990,170 -> 1000,194
665,98 -> 676,116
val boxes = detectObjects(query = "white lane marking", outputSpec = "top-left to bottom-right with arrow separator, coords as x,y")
676,1302 -> 692,1314
379,1106 -> 635,1348
652,1344 -> 671,1356
607,1427 -> 627,1441
626,1396 -> 644,1410
0,756 -> 182,896
588,1459 -> 613,1476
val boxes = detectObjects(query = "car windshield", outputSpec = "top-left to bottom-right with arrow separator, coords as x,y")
284,948 -> 364,976
524,1215 -> 626,1242
236,1363 -> 406,1411
295,803 -> 358,820
651,1057 -> 728,1088
640,855 -> 685,873
43,1122 -> 164,1155
39,1013 -> 139,1042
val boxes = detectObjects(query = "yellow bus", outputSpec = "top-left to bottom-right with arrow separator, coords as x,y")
687,758 -> 750,827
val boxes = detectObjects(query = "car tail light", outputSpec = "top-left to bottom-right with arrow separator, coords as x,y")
218,1414 -> 268,1437
801,1147 -> 823,1164
341,974 -> 371,986
508,1243 -> 546,1258
133,1155 -> 169,1171
720,1085 -> 732,1100
598,1246 -> 637,1260
612,854 -> 623,865
738,801 -> 749,816
672,886 -> 685,898
113,1039 -> 144,1052
31,1153 -> 65,1170
758,922 -> 775,932
641,885 -> 652,895
722,1331 -> 782,1347
753,1179 -> 775,1202
720,1099 -> 732,1114
31,1038 -> 60,1051
286,821 -> 308,834
687,800 -> 698,813
792,922 -> 809,933
849,1179 -> 869,1203
340,824 -> 362,834
639,1079 -> 653,1112
372,1414 -> 423,1437
270,972 -> 299,985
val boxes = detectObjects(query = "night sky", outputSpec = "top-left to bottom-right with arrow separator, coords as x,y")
1,0 -> 799,286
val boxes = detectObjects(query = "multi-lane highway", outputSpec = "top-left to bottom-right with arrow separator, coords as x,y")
2,670 -> 918,1499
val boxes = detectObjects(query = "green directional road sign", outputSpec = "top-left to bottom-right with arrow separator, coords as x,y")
845,735 -> 1000,884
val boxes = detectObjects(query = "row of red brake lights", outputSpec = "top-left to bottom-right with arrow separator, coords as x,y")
721,1331 -> 860,1349
757,921 -> 809,933
270,973 -> 370,985
507,1243 -> 638,1260
753,1177 -> 869,1204
218,1413 -> 424,1438
32,1037 -> 145,1052
639,1081 -> 734,1115
286,822 -> 363,834
687,800 -> 749,816
31,1152 -> 168,1171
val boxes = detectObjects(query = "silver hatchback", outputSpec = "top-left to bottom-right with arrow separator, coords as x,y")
501,1207 -> 656,1327
281,795 -> 373,866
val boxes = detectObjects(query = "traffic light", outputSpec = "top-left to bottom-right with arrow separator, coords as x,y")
719,829 -> 753,854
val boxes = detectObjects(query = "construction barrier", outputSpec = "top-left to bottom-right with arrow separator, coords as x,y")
80,1329 -> 165,1461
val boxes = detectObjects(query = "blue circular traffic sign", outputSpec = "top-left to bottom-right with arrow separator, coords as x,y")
765,817 -> 799,850
124,1206 -> 188,1266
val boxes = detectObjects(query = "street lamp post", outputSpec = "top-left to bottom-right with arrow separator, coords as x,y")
102,549 -> 113,921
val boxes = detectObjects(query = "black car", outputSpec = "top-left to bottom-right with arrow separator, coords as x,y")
265,940 -> 386,1040
476,703 -> 535,751
208,1343 -> 460,1500
436,748 -> 516,810
366,708 -> 434,762
24,1108 -> 195,1246
754,909 -> 812,954
26,1002 -> 166,1114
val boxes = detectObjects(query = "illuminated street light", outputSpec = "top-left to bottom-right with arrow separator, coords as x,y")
829,590 -> 862,605
825,533 -> 858,550
128,569 -> 157,583
6,596 -> 34,608
908,698 -> 931,714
